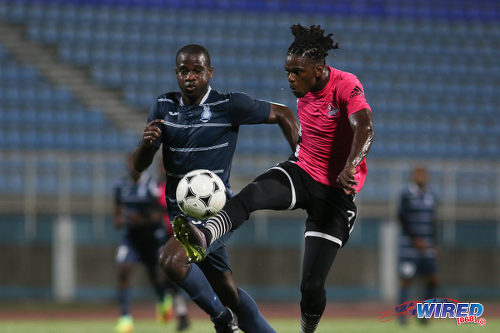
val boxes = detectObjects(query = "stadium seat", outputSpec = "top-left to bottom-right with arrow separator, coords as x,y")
1,0 -> 499,198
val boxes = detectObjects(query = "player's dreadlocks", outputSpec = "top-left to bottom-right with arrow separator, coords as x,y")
287,24 -> 338,64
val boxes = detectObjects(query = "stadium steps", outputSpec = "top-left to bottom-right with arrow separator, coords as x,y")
0,20 -> 143,134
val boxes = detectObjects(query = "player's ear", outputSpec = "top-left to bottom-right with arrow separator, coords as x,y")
207,66 -> 214,79
174,66 -> 179,75
314,63 -> 325,78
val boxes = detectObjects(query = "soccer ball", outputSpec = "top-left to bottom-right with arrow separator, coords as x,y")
176,169 -> 226,220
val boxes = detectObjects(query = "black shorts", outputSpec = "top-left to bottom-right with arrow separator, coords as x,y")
263,161 -> 357,248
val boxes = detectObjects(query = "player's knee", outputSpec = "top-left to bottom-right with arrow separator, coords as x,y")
232,181 -> 263,212
300,277 -> 325,301
300,278 -> 326,315
159,245 -> 189,284
225,192 -> 252,223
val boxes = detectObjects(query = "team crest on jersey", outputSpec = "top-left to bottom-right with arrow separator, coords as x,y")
327,104 -> 339,117
201,105 -> 212,122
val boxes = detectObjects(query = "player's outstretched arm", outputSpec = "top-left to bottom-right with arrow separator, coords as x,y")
267,103 -> 300,151
337,108 -> 374,194
132,119 -> 163,173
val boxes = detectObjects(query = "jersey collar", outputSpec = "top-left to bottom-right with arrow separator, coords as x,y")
179,86 -> 212,106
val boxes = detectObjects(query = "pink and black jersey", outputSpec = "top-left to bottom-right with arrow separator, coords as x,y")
294,66 -> 372,192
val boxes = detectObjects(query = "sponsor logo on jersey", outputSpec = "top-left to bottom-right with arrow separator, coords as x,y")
201,105 -> 212,122
349,85 -> 364,98
169,111 -> 179,116
327,103 -> 339,117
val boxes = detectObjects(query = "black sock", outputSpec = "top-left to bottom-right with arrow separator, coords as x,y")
200,227 -> 213,245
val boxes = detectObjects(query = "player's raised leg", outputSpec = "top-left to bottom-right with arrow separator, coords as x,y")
172,167 -> 294,262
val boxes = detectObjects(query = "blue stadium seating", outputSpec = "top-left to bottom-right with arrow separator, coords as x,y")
0,45 -> 137,153
0,0 -> 499,199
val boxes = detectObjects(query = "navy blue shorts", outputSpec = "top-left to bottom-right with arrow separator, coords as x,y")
399,255 -> 437,279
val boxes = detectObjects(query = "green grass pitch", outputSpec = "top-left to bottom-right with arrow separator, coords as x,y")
1,318 -> 499,333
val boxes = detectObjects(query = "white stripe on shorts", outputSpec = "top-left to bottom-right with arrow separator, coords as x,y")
305,231 -> 343,247
269,166 -> 296,209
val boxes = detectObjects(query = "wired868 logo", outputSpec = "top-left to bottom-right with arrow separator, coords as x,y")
380,298 -> 487,326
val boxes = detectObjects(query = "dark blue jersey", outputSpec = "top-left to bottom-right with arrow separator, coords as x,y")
147,87 -> 270,214
114,173 -> 160,225
398,183 -> 437,258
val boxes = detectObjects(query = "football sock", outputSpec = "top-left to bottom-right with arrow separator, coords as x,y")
202,169 -> 293,245
204,210 -> 232,246
398,286 -> 410,323
153,279 -> 167,302
300,312 -> 321,333
204,170 -> 291,245
177,263 -> 229,322
118,288 -> 131,316
299,236 -> 340,333
144,265 -> 168,302
234,288 -> 276,333
424,282 -> 436,301
399,286 -> 409,305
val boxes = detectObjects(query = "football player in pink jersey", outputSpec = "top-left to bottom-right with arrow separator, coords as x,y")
172,25 -> 374,333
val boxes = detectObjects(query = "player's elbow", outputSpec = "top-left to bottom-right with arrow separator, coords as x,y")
367,125 -> 374,140
357,123 -> 374,143
268,103 -> 295,124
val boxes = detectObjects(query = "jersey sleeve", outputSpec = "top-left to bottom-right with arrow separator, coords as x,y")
146,100 -> 164,148
339,75 -> 372,117
229,92 -> 271,125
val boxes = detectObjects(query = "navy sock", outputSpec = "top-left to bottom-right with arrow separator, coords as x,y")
399,285 -> 409,305
150,274 -> 167,302
118,288 -> 131,316
234,288 -> 275,333
424,283 -> 436,301
398,286 -> 409,323
177,263 -> 229,322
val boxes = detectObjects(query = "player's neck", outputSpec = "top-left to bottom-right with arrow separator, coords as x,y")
181,95 -> 201,106
415,183 -> 426,192
181,86 -> 211,106
312,67 -> 331,93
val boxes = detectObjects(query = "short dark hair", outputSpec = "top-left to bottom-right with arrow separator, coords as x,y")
176,44 -> 211,67
287,24 -> 338,64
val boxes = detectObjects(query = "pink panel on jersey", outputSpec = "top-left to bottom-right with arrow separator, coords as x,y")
294,66 -> 372,192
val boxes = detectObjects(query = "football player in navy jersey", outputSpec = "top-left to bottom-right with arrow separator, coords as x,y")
398,166 -> 439,324
133,44 -> 299,333
113,157 -> 184,332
